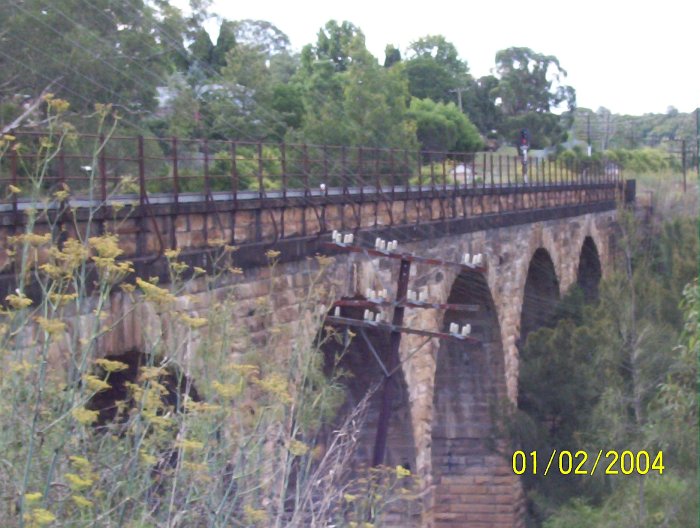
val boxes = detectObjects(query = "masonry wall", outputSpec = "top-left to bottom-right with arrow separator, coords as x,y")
1,191 -> 617,527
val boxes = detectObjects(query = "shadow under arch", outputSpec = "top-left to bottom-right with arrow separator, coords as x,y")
519,248 -> 560,344
577,236 -> 602,303
319,296 -> 417,473
431,269 -> 511,522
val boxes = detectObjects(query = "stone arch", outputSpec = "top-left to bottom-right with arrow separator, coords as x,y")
431,268 -> 518,526
320,296 -> 417,473
519,247 -> 560,343
576,236 -> 602,302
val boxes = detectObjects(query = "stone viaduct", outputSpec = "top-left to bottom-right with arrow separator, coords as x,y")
0,142 -> 629,527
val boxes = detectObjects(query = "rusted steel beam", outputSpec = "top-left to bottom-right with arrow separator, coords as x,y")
333,298 -> 480,312
325,315 -> 480,344
319,241 -> 487,272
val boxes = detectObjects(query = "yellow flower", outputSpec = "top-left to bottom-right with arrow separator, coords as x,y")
212,380 -> 241,399
35,316 -> 66,336
6,293 -> 32,309
69,456 -> 91,470
395,465 -> 411,478
71,495 -> 93,509
25,508 -> 56,526
344,493 -> 357,503
288,439 -> 309,457
265,249 -> 281,260
83,374 -> 111,392
48,292 -> 78,305
177,439 -> 204,452
53,189 -> 70,201
136,278 -> 175,305
184,400 -> 221,413
95,358 -> 129,373
24,492 -> 42,504
89,234 -> 123,259
243,504 -> 267,524
139,366 -> 164,381
180,314 -> 208,329
228,266 -> 243,275
193,266 -> 206,275
164,248 -> 180,259
72,407 -> 99,425
254,373 -> 292,404
140,450 -> 158,465
8,184 -> 21,194
65,472 -> 93,491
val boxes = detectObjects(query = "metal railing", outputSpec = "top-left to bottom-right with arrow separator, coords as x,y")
0,131 -> 622,212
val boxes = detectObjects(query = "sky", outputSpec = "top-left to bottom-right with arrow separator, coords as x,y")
187,0 -> 700,116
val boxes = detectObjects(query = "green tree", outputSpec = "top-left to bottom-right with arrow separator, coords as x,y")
404,35 -> 470,105
293,21 -> 416,150
407,98 -> 483,152
2,0 -> 176,117
493,47 -> 576,148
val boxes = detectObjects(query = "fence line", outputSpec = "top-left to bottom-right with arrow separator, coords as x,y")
1,132 -> 623,209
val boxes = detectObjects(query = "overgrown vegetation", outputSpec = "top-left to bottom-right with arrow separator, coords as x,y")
512,203 -> 698,526
0,99 -> 419,527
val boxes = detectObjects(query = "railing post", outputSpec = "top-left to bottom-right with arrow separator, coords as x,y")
257,141 -> 264,200
281,143 -> 288,203
498,155 -> 502,188
506,154 -> 510,187
230,141 -> 238,207
138,135 -> 145,207
322,145 -> 329,196
417,149 -> 423,207
172,137 -> 179,206
489,152 -> 494,187
482,153 -> 486,190
58,145 -> 65,190
358,146 -> 364,202
10,144 -> 18,227
99,133 -> 107,202
342,145 -> 348,197
302,143 -> 310,198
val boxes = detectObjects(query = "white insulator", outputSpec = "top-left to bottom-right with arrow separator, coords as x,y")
363,309 -> 370,321
348,234 -> 354,244
320,183 -> 326,191
332,230 -> 338,242
375,312 -> 382,323
368,311 -> 375,322
461,324 -> 471,336
463,252 -> 470,265
381,289 -> 387,299
375,237 -> 381,249
342,234 -> 349,244
380,240 -> 387,251
334,306 -> 340,317
420,289 -> 428,302
365,288 -> 372,298
449,322 -> 458,334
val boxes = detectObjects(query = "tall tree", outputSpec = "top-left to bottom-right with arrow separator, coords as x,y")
493,47 -> 575,148
404,35 -> 471,106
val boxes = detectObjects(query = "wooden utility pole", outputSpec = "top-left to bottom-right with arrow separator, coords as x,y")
450,87 -> 469,113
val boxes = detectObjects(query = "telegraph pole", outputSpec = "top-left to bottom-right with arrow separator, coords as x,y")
587,113 -> 592,157
696,108 -> 699,176
450,87 -> 469,113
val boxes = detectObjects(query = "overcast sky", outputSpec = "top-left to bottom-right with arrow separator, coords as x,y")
190,0 -> 699,116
